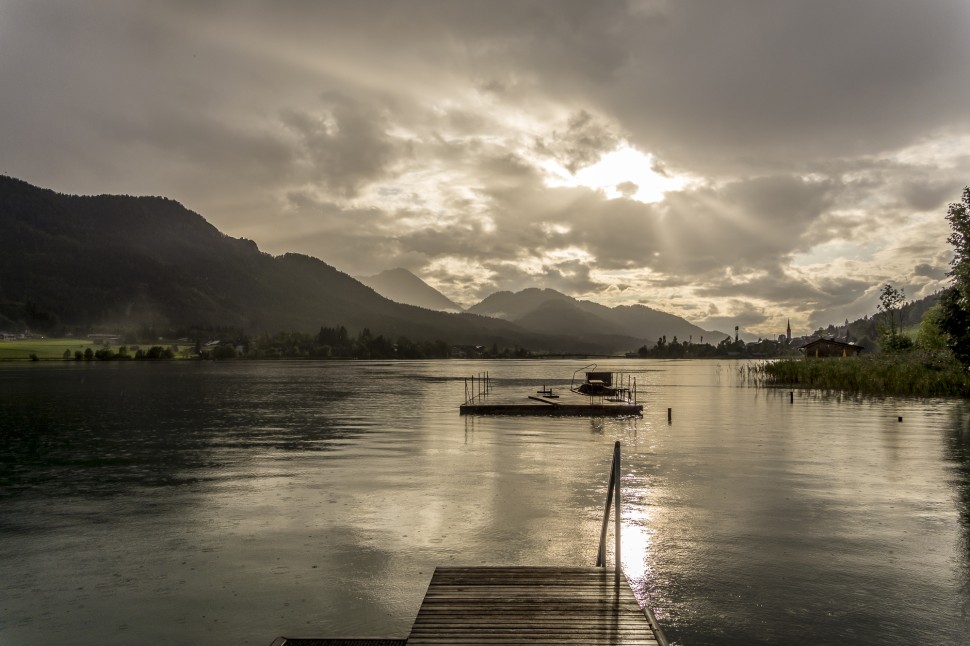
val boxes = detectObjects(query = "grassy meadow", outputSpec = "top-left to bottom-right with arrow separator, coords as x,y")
0,338 -> 188,361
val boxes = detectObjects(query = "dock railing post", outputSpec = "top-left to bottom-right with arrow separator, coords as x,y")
614,441 -> 621,586
596,441 -> 622,586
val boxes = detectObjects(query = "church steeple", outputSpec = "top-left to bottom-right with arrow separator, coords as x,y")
786,319 -> 791,342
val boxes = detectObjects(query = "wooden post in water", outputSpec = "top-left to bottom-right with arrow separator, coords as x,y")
667,407 -> 672,423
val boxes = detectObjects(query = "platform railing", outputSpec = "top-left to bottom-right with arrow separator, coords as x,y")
463,371 -> 489,404
596,440 -> 622,585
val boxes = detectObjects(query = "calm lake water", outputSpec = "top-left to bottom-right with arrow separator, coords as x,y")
1,359 -> 968,645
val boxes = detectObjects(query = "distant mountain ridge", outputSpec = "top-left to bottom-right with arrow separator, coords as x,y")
467,288 -> 727,346
358,268 -> 464,312
0,175 -> 548,348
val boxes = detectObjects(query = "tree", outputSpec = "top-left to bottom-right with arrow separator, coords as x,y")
942,187 -> 970,367
211,344 -> 237,359
878,283 -> 905,342
946,187 -> 970,294
939,287 -> 970,366
917,303 -> 949,350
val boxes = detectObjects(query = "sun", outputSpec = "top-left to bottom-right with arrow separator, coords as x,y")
543,143 -> 691,203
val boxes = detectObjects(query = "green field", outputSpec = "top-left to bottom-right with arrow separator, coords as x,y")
0,338 -> 187,361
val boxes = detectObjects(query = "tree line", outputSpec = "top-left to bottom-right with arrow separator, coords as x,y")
162,326 -> 451,360
636,335 -> 797,359
61,345 -> 176,361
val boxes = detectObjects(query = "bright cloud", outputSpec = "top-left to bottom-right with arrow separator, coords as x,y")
543,144 -> 693,203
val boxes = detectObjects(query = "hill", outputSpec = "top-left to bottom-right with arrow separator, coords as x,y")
0,175 -> 581,349
358,268 -> 464,312
467,287 -> 727,346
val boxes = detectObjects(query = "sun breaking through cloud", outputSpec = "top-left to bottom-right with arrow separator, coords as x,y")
542,144 -> 693,203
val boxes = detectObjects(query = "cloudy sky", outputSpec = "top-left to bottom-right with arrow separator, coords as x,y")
2,0 -> 969,336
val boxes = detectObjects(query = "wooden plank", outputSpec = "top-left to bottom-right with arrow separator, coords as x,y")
407,566 -> 665,646
527,395 -> 561,405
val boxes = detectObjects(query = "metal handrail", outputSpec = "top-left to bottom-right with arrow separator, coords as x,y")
596,440 -> 621,585
571,363 -> 597,392
463,372 -> 489,404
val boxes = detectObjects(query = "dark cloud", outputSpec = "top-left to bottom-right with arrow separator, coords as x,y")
534,110 -> 620,173
598,1 -> 970,174
695,300 -> 771,334
914,263 -> 947,280
280,93 -> 407,198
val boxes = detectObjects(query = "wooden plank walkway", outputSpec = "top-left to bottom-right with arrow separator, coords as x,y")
406,566 -> 666,645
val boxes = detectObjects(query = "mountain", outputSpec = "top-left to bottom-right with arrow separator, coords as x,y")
515,299 -> 626,337
358,268 -> 464,312
468,288 -> 727,346
0,175 -> 570,349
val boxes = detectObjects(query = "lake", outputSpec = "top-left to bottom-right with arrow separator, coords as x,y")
1,359 -> 968,645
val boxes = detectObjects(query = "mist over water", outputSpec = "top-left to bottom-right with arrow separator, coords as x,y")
1,360 -> 968,645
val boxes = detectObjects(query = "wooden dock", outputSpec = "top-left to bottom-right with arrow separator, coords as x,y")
406,566 -> 666,645
273,566 -> 666,646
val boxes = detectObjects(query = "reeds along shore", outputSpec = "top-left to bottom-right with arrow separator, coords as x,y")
752,350 -> 970,397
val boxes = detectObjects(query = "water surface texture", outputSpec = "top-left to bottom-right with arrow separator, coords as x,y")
1,359 -> 968,645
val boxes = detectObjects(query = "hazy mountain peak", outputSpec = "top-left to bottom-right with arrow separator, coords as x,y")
358,268 -> 464,313
468,286 -> 728,345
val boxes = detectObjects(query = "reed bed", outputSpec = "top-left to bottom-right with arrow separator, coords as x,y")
752,351 -> 970,397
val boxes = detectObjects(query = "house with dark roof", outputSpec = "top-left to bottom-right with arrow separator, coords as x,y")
799,337 -> 863,358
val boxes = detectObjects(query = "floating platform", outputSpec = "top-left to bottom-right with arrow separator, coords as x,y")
460,401 -> 643,416
460,392 -> 642,416
460,368 -> 642,416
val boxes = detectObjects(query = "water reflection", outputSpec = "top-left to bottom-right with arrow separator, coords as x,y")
944,405 -> 970,630
0,363 -> 373,502
1,360 -> 969,646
